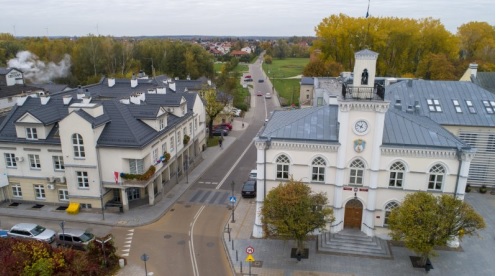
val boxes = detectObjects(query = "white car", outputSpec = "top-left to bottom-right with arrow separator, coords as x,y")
249,169 -> 257,180
8,223 -> 56,243
265,93 -> 272,99
231,108 -> 242,117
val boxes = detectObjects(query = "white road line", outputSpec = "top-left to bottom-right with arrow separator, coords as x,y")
189,205 -> 205,276
214,139 -> 255,190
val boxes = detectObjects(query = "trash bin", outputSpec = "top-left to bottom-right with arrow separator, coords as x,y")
119,259 -> 125,268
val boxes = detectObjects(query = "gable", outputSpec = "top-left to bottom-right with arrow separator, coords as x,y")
16,112 -> 42,124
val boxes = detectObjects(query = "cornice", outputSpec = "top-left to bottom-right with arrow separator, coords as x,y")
382,147 -> 457,158
269,141 -> 339,152
339,101 -> 390,112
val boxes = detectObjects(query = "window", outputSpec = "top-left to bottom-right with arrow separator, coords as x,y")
159,118 -> 165,130
311,157 -> 326,182
349,159 -> 365,185
428,164 -> 445,190
177,131 -> 181,145
276,155 -> 290,179
427,99 -> 442,112
152,148 -> 159,163
184,127 -> 187,136
384,201 -> 399,226
129,159 -> 144,174
26,128 -> 38,140
34,184 -> 45,199
76,171 -> 89,188
28,154 -> 41,169
389,162 -> 405,187
465,100 -> 476,114
5,153 -> 17,168
12,184 -> 22,197
487,134 -> 495,152
194,118 -> 198,130
59,189 -> 69,201
72,133 -> 85,158
162,142 -> 167,154
482,100 -> 494,114
452,100 -> 462,113
53,156 -> 65,170
170,137 -> 175,152
459,133 -> 477,147
189,123 -> 193,135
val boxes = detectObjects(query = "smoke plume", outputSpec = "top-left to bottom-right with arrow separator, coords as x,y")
8,51 -> 71,83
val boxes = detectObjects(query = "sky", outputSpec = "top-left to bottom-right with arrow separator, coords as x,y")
1,0 -> 494,37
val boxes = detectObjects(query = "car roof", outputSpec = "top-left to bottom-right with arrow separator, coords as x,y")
244,180 -> 256,185
11,223 -> 38,230
250,170 -> 257,174
58,228 -> 87,236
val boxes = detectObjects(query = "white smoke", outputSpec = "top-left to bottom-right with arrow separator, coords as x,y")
8,51 -> 71,84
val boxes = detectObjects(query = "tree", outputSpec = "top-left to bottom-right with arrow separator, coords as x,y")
388,192 -> 485,266
261,179 -> 334,256
201,85 -> 226,137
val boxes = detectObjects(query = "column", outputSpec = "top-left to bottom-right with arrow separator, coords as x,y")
120,188 -> 129,211
253,139 -> 269,238
333,104 -> 350,233
148,182 -> 155,205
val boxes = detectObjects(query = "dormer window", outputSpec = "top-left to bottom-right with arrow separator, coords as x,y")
427,99 -> 442,112
452,100 -> 462,113
465,100 -> 476,114
482,100 -> 494,114
159,118 -> 165,130
26,128 -> 38,140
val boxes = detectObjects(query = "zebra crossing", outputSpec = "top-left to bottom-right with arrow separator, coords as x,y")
197,181 -> 219,186
120,229 -> 134,257
185,188 -> 233,206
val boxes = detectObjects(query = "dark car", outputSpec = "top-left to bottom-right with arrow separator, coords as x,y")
55,228 -> 95,250
213,123 -> 232,131
212,128 -> 229,136
258,79 -> 264,83
242,180 -> 257,198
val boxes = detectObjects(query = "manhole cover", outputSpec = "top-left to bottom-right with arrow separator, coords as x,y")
252,261 -> 263,267
164,234 -> 172,239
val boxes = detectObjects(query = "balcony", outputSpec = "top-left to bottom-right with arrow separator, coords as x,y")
342,84 -> 385,101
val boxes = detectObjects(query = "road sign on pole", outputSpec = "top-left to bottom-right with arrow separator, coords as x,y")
246,246 -> 254,254
245,254 -> 255,262
229,196 -> 236,203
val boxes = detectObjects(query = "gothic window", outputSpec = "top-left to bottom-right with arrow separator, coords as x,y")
349,159 -> 365,185
384,201 -> 399,226
428,164 -> 445,190
311,157 -> 326,182
389,162 -> 405,187
276,154 -> 290,180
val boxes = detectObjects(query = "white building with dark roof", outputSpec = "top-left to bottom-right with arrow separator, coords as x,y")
253,50 -> 481,249
0,76 -> 209,213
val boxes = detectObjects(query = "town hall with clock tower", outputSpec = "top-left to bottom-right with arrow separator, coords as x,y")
252,49 -> 476,249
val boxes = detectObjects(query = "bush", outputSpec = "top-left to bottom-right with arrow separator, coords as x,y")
479,185 -> 487,194
465,184 -> 472,193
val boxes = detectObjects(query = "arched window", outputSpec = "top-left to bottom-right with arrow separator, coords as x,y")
428,164 -> 445,190
311,157 -> 326,182
389,162 -> 405,187
349,159 -> 365,185
72,134 -> 85,158
276,154 -> 290,180
384,201 -> 399,226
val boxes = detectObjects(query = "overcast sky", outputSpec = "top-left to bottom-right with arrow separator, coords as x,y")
1,0 -> 494,37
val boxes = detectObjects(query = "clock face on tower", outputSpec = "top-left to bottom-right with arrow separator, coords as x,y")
354,120 -> 369,135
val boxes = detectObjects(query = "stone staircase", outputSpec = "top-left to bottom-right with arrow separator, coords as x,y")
317,229 -> 392,259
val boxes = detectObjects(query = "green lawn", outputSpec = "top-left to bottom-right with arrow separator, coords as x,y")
262,58 -> 309,106
214,62 -> 249,74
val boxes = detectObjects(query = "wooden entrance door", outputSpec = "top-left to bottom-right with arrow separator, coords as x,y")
344,199 -> 363,228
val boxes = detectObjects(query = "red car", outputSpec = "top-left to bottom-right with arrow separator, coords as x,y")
256,91 -> 263,96
213,123 -> 232,131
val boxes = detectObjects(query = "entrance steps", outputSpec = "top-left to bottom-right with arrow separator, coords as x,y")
317,228 -> 392,259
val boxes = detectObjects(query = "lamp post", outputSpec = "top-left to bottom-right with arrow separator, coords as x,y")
59,221 -> 65,244
95,236 -> 112,267
140,253 -> 149,276
231,180 -> 235,223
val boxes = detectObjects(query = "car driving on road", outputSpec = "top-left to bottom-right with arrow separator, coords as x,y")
265,93 -> 271,99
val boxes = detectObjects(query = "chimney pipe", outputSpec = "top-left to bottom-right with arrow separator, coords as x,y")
40,95 -> 50,105
63,95 -> 72,105
394,99 -> 402,110
469,63 -> 478,78
406,105 -> 414,113
108,78 -> 115,87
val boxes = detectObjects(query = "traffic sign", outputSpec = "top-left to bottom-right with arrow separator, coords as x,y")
229,196 -> 236,203
245,254 -> 255,262
246,246 -> 254,254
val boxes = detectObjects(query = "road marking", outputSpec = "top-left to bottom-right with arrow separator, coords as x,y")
121,229 -> 134,257
189,205 -> 205,276
215,139 -> 255,190
198,181 -> 218,185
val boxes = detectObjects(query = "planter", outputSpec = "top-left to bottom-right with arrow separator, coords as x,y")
479,185 -> 487,194
465,184 -> 472,193
183,135 -> 190,145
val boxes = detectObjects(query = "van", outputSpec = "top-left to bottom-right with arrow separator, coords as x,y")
249,169 -> 257,180
55,228 -> 95,250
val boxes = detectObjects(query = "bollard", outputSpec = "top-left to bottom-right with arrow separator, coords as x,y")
236,250 -> 238,261
228,226 -> 231,242
119,259 -> 125,268
240,261 -> 243,273
231,239 -> 234,250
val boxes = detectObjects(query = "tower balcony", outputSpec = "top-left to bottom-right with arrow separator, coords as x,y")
342,84 -> 385,101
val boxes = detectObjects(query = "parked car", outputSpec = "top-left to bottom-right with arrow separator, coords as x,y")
7,223 -> 56,243
244,75 -> 252,79
265,93 -> 272,99
256,91 -> 263,96
213,125 -> 230,132
212,128 -> 229,136
249,169 -> 257,180
258,79 -> 264,83
218,122 -> 232,130
244,78 -> 253,82
55,228 -> 95,250
231,108 -> 242,117
242,180 -> 257,198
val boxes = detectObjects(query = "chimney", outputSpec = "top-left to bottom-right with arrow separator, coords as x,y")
406,105 -> 414,113
108,78 -> 115,87
40,94 -> 50,105
187,75 -> 191,80
207,79 -> 212,86
130,93 -> 141,105
120,98 -> 130,104
76,86 -> 85,99
469,63 -> 478,78
394,99 -> 402,110
131,78 -> 138,88
169,82 -> 176,92
147,88 -> 156,94
16,94 -> 28,106
414,101 -> 421,113
63,95 -> 72,105
407,79 -> 413,87
82,96 -> 91,104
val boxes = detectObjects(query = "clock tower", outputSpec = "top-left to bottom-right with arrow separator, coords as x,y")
332,49 -> 390,236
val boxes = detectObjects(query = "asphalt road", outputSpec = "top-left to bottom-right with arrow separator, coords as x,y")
111,58 -> 277,276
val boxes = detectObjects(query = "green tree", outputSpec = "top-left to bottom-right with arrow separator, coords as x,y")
201,85 -> 227,137
261,179 -> 334,256
388,192 -> 485,266
457,21 -> 495,71
272,39 -> 291,59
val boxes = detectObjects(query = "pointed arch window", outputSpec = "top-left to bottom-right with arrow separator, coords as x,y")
349,159 -> 365,185
389,162 -> 405,187
72,133 -> 85,158
276,154 -> 290,180
428,164 -> 445,190
311,157 -> 326,182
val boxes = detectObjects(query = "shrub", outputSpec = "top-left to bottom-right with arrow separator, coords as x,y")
479,185 -> 487,194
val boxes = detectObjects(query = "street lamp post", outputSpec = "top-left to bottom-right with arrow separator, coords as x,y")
95,237 -> 112,267
59,221 -> 65,241
141,253 -> 149,276
231,181 -> 235,223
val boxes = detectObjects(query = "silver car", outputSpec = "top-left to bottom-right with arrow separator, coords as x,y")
7,223 -> 56,243
55,228 -> 95,250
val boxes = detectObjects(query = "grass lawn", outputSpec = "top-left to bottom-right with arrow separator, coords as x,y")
262,58 -> 309,106
214,62 -> 249,74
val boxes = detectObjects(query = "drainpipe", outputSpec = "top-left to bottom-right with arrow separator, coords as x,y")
454,146 -> 462,198
96,147 -> 105,220
264,138 -> 271,200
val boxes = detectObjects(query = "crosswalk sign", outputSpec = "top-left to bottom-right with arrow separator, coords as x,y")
245,254 -> 255,262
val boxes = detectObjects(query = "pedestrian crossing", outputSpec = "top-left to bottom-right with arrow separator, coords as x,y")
185,188 -> 234,206
198,181 -> 219,185
120,229 -> 134,257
